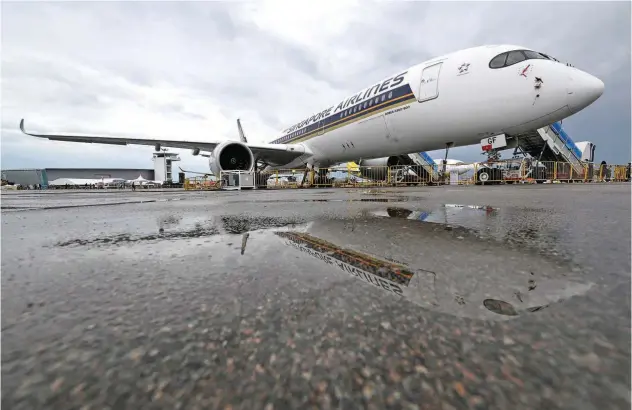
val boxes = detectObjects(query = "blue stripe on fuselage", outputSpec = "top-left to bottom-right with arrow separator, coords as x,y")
269,84 -> 415,145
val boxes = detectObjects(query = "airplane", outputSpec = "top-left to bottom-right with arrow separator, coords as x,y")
348,158 -> 477,176
274,208 -> 594,321
19,44 -> 604,182
433,158 -> 479,175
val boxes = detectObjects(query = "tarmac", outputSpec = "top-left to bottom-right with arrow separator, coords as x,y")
1,183 -> 630,410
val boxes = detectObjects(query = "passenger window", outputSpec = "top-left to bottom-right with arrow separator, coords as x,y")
489,53 -> 507,68
381,94 -> 386,102
505,50 -> 526,66
387,91 -> 393,99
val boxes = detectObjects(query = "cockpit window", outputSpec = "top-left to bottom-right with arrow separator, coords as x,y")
489,53 -> 507,68
505,50 -> 526,65
489,49 -> 557,69
539,53 -> 559,62
523,50 -> 548,60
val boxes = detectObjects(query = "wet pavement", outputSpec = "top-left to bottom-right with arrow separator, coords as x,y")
1,184 -> 630,410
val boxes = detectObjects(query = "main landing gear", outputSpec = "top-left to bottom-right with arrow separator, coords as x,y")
438,142 -> 454,185
298,164 -> 312,188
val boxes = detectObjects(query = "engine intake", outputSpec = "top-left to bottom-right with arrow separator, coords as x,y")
208,141 -> 255,176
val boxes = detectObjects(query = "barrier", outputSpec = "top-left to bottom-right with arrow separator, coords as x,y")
465,160 -> 630,185
183,176 -> 222,190
184,161 -> 630,190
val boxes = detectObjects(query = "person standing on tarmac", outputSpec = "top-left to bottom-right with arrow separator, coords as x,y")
131,181 -> 136,191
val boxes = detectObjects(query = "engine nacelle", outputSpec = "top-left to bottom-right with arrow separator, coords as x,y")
208,140 -> 255,177
357,156 -> 414,181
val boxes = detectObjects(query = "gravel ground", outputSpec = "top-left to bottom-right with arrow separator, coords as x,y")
1,183 -> 630,410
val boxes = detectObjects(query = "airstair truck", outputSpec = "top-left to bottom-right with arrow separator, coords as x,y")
477,121 -> 596,183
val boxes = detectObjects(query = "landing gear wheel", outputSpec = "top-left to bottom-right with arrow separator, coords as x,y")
477,170 -> 490,185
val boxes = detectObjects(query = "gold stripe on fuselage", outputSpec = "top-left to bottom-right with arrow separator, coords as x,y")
285,92 -> 416,145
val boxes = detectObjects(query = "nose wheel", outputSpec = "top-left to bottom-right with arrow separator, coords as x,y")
476,168 -> 502,185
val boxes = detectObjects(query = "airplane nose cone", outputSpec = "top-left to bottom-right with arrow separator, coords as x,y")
567,70 -> 604,114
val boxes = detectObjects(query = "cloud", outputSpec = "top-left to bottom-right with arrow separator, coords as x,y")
1,1 -> 630,175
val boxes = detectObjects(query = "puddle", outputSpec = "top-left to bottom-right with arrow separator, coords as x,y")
276,230 -> 420,286
55,224 -> 222,247
220,215 -> 305,234
1,197 -> 186,212
54,215 -> 306,248
307,198 -> 410,203
358,189 -> 396,195
370,204 -> 499,224
277,216 -> 593,321
369,204 -> 564,257
234,197 -> 413,204
47,206 -> 594,322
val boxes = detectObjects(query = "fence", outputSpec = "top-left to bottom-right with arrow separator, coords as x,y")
183,176 -> 222,190
184,161 -> 631,190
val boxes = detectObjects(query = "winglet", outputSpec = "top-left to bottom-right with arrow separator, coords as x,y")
20,119 -> 45,138
237,118 -> 247,143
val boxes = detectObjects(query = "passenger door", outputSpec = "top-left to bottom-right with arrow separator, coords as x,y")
418,62 -> 443,102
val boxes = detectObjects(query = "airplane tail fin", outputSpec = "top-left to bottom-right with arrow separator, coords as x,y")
237,119 -> 247,143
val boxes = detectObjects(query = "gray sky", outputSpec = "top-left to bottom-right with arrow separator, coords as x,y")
2,1 -> 630,173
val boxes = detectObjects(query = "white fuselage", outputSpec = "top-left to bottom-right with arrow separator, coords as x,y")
434,159 -> 478,175
263,44 -> 603,171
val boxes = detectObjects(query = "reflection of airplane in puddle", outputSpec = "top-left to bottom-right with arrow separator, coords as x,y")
275,216 -> 593,321
371,204 -> 497,225
371,204 -> 558,246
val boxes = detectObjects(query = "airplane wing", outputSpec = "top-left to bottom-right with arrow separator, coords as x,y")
19,119 -> 308,167
178,166 -> 214,177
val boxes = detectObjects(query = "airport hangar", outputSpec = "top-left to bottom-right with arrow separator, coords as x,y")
1,151 -> 182,187
1,168 -> 155,186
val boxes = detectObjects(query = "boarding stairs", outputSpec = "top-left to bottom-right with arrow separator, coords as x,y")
514,121 -> 586,176
406,151 -> 439,182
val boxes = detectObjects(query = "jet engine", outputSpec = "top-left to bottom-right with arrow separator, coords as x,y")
357,155 -> 421,182
208,140 -> 255,176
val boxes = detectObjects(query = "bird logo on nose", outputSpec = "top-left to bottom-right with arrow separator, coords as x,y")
520,64 -> 532,77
